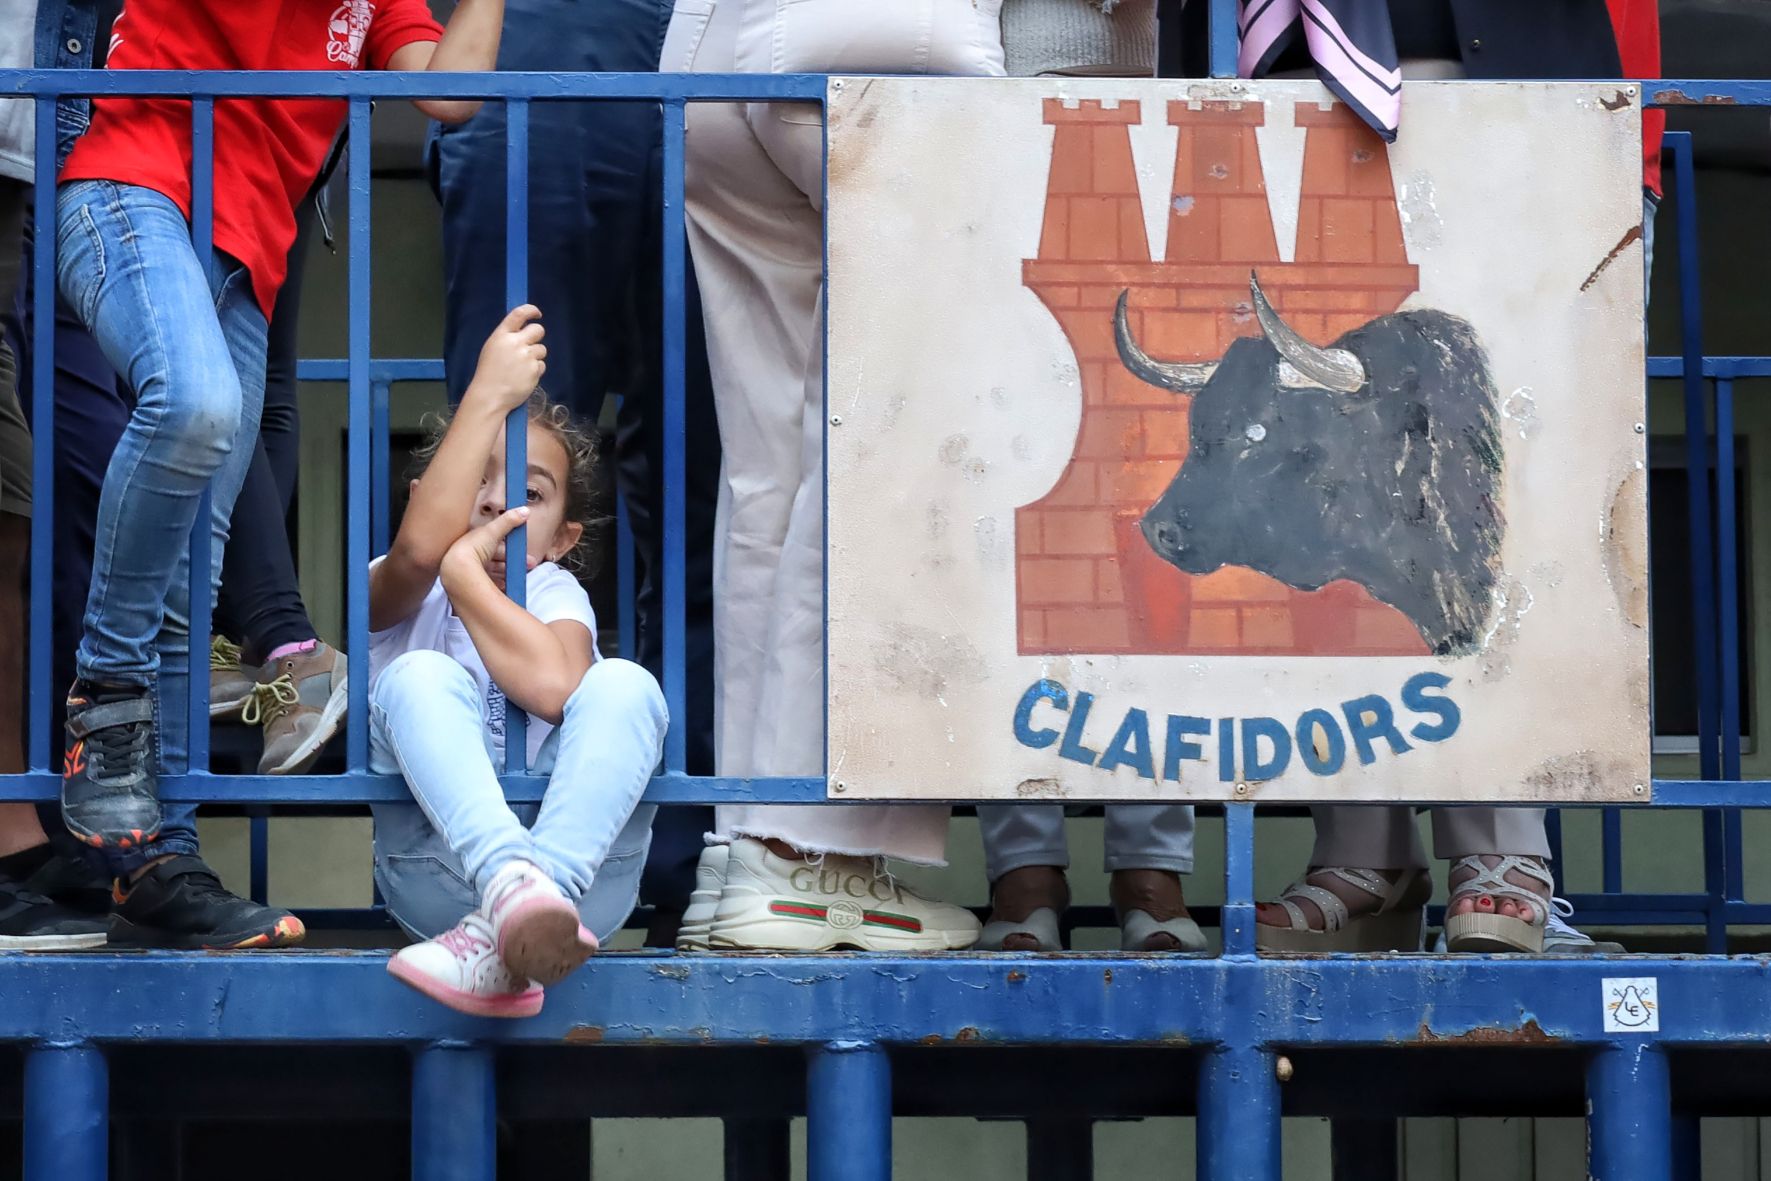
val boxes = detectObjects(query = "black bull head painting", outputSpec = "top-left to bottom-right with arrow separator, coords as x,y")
1113,273 -> 1505,657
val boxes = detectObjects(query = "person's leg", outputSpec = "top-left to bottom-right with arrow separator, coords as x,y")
1434,806 -> 1554,953
976,804 -> 1070,951
371,664 -> 545,1018
623,165 -> 722,937
52,181 -> 258,848
5,189 -> 136,874
1254,805 -> 1431,950
1103,805 -> 1204,951
371,650 -> 539,894
98,243 -> 302,948
0,179 -> 39,845
527,659 -> 667,918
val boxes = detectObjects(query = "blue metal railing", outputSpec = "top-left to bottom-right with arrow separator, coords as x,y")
0,37 -> 1765,1181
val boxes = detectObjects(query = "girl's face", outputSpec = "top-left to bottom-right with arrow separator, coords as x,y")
471,421 -> 583,568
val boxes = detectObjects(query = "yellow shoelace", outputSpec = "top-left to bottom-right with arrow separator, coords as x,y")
241,676 -> 299,727
210,635 -> 244,672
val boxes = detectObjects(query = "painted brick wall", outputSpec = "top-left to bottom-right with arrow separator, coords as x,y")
1017,97 -> 1429,656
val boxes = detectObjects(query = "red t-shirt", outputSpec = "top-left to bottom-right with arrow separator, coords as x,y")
1604,0 -> 1664,196
61,0 -> 445,316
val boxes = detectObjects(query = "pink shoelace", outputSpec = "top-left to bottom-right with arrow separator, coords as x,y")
436,924 -> 492,958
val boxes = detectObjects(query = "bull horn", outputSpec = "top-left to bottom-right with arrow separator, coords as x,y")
1113,290 -> 1218,393
1249,272 -> 1367,393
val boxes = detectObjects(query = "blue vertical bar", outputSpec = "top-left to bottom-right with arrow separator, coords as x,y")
1724,809 -> 1745,904
1672,1116 -> 1701,1180
27,96 -> 55,772
806,1042 -> 890,1181
1221,802 -> 1256,956
1713,372 -> 1742,945
1197,1046 -> 1280,1181
1208,0 -> 1240,78
186,97 -> 215,772
346,100 -> 372,772
1669,133 -> 1718,783
1586,1044 -> 1671,1181
660,100 -> 687,774
616,484 -> 636,662
24,1043 -> 108,1181
503,97 -> 529,775
1602,808 -> 1623,895
1701,807 -> 1727,953
411,1044 -> 495,1181
1544,808 -> 1565,893
1716,377 -> 1740,781
371,378 -> 391,557
248,808 -> 269,905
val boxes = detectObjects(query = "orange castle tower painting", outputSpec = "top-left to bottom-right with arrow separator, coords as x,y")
1015,96 -> 1427,657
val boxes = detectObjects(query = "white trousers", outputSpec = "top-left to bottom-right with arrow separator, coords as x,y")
667,0 -> 1004,863
1309,806 -> 1550,871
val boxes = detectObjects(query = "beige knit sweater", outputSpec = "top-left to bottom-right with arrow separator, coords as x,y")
1000,0 -> 1157,78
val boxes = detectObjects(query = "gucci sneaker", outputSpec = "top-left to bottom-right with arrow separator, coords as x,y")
707,839 -> 981,952
483,860 -> 597,986
209,636 -> 255,720
61,680 -> 160,849
244,641 -> 349,775
675,843 -> 729,952
388,911 -> 543,1019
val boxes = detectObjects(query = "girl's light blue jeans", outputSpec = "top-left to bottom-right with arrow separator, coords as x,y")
369,650 -> 667,943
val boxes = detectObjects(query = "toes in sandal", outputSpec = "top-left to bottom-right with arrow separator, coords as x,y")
978,906 -> 1062,952
1444,855 -> 1551,954
1257,867 -> 1431,953
1119,908 -> 1207,953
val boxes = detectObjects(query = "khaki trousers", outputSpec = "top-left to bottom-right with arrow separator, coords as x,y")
668,0 -> 1004,862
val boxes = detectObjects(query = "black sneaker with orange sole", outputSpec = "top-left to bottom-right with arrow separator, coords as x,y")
61,680 -> 162,850
108,855 -> 306,950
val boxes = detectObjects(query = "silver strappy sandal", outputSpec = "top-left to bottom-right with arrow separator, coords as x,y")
1257,867 -> 1431,953
1444,855 -> 1553,954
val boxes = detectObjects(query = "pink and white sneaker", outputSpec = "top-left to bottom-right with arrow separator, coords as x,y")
387,912 -> 543,1019
483,860 -> 598,987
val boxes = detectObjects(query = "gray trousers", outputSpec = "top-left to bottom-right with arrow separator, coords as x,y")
977,805 -> 1195,883
1310,806 -> 1550,870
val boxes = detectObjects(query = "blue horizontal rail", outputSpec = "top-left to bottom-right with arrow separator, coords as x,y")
0,951 -> 1765,1047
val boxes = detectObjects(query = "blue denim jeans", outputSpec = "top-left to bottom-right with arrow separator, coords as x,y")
369,652 -> 667,943
53,179 -> 268,870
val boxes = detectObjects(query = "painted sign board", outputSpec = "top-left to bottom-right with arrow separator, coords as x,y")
826,78 -> 1648,803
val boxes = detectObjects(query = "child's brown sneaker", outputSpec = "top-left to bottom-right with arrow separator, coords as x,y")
243,641 -> 349,775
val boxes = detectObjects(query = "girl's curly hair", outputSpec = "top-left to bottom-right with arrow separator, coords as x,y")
407,389 -> 602,574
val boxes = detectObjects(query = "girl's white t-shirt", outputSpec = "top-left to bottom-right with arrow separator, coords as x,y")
367,559 -> 600,766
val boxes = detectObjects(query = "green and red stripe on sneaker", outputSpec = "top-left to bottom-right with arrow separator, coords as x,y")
768,899 -> 923,933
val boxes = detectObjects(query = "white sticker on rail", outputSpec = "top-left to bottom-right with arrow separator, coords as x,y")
1602,977 -> 1660,1033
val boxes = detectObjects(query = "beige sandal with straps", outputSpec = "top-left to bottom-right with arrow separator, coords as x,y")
1443,855 -> 1553,954
1257,867 -> 1432,953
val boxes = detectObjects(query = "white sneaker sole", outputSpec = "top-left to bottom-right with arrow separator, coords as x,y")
707,895 -> 980,952
263,674 -> 350,775
0,931 -> 108,950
